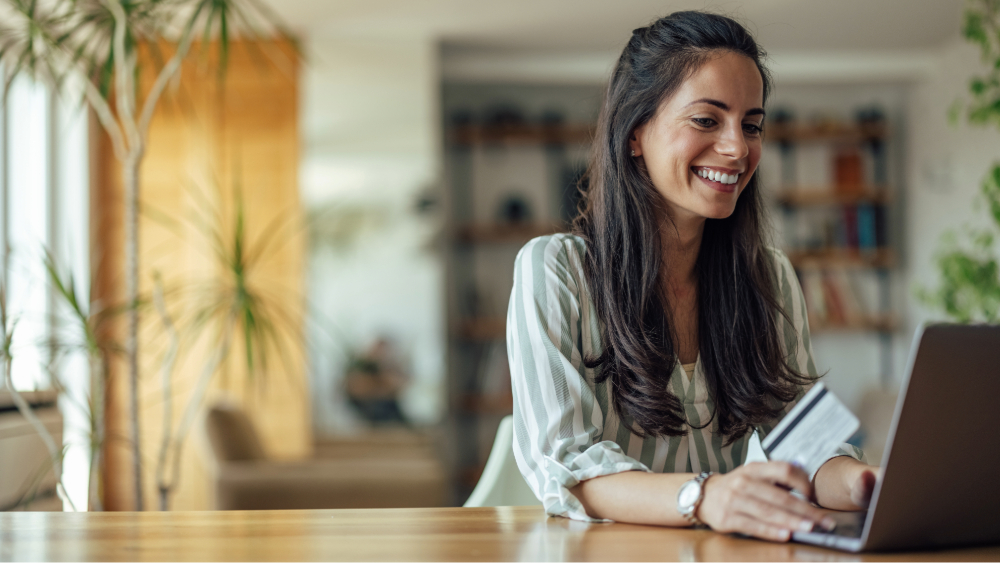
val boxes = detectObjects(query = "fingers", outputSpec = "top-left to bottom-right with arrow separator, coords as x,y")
743,461 -> 814,498
743,480 -> 833,526
723,514 -> 793,543
698,462 -> 838,542
730,495 -> 817,533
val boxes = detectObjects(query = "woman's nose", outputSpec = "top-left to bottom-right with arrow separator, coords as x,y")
715,123 -> 749,160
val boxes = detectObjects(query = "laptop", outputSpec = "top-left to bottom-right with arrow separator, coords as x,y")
792,323 -> 1000,552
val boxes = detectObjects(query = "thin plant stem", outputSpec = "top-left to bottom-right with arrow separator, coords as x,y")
3,356 -> 79,512
103,0 -> 144,512
159,311 -> 236,510
88,354 -> 105,512
151,277 -> 179,511
138,17 -> 200,139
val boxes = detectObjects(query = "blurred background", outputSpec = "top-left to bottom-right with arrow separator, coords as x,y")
1,0 -> 996,513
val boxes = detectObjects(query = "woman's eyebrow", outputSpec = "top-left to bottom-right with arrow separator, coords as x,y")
686,98 -> 766,117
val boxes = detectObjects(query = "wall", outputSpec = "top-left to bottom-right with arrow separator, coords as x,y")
904,38 -> 1000,332
302,33 -> 445,433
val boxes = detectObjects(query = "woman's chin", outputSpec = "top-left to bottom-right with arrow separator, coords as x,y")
699,203 -> 738,220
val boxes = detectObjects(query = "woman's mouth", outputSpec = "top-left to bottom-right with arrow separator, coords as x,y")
692,166 -> 741,193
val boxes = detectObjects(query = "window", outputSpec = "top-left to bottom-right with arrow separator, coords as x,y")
1,66 -> 90,510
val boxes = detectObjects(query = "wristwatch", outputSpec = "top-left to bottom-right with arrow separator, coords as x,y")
676,471 -> 713,527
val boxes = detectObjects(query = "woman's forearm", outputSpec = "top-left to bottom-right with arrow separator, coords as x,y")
813,456 -> 874,511
573,461 -> 836,542
571,471 -> 697,526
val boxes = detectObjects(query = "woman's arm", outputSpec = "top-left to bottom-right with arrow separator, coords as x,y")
508,236 -> 652,522
813,456 -> 879,511
573,461 -> 838,542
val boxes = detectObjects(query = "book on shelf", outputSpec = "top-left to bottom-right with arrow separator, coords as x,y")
786,202 -> 886,257
799,269 -> 871,329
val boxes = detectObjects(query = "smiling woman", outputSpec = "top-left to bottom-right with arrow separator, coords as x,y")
506,11 -> 877,544
631,53 -> 765,222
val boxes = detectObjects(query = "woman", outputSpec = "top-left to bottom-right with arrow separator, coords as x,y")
507,11 -> 878,542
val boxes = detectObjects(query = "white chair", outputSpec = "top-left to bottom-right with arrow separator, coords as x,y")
464,415 -> 542,507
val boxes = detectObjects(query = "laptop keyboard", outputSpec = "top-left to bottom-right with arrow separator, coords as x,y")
820,511 -> 866,538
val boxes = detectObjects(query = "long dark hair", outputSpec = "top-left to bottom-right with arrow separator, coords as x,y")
573,11 -> 812,443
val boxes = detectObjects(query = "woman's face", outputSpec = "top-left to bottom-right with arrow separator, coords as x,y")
630,51 -> 764,223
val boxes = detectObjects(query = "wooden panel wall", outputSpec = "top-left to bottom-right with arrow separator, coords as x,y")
94,39 -> 309,511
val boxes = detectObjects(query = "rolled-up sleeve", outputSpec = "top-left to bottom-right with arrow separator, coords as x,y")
507,236 -> 649,522
756,249 -> 867,476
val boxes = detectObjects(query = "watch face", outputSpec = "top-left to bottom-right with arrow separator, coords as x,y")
678,481 -> 701,508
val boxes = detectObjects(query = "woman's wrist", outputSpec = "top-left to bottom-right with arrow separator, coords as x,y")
692,472 -> 717,527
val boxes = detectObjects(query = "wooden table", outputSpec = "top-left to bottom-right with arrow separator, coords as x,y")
2,506 -> 998,562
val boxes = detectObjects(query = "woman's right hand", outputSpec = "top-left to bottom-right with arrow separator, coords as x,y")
697,461 -> 837,542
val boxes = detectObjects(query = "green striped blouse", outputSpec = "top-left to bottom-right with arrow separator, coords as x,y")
506,233 -> 864,522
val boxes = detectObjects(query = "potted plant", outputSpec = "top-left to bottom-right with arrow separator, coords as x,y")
920,0 -> 1000,322
0,0 -> 296,509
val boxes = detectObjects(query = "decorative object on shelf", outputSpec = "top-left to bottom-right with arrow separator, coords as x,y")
344,338 -> 410,426
919,0 -> 1000,324
484,104 -> 527,128
497,194 -> 533,224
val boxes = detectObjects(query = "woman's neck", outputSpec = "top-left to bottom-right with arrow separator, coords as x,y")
660,211 -> 705,289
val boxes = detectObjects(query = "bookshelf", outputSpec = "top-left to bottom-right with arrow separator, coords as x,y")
442,82 -> 602,497
450,123 -> 594,146
766,113 -> 898,382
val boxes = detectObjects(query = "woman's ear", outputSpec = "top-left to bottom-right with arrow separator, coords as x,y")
629,125 -> 645,157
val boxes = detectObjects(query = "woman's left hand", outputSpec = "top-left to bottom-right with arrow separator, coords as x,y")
814,456 -> 881,511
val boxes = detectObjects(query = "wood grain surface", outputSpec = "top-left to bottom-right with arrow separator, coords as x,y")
1,506 -> 998,562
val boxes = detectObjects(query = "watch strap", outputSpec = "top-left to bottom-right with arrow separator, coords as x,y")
680,471 -> 713,527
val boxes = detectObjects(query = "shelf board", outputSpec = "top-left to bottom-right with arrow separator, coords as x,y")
458,393 -> 513,415
774,188 -> 892,206
811,314 -> 898,334
455,318 -> 506,341
450,123 -> 594,146
766,122 -> 888,143
787,248 -> 895,269
455,223 -> 565,244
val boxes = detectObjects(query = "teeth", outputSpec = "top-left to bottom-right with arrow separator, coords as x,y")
696,168 -> 740,184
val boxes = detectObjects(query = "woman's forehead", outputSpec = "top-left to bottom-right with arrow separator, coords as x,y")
665,52 -> 764,113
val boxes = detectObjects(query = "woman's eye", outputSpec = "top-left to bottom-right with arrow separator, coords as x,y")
693,117 -> 716,128
743,123 -> 763,135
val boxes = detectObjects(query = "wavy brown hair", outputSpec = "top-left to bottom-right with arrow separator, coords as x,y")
573,11 -> 814,443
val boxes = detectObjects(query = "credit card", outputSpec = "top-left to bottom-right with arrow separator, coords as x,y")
761,383 -> 860,478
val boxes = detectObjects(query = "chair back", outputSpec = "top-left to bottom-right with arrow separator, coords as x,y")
464,415 -> 541,507
205,402 -> 266,462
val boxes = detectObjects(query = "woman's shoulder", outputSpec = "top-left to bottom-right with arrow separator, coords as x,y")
514,233 -> 588,284
763,245 -> 797,279
516,233 -> 587,264
764,246 -> 805,313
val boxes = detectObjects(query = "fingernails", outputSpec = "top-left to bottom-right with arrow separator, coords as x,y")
798,520 -> 814,532
778,529 -> 791,541
821,517 -> 837,531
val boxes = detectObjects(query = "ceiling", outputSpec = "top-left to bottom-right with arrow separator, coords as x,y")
263,0 -> 964,54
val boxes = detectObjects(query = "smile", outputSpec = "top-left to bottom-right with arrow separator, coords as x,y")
693,167 -> 740,185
